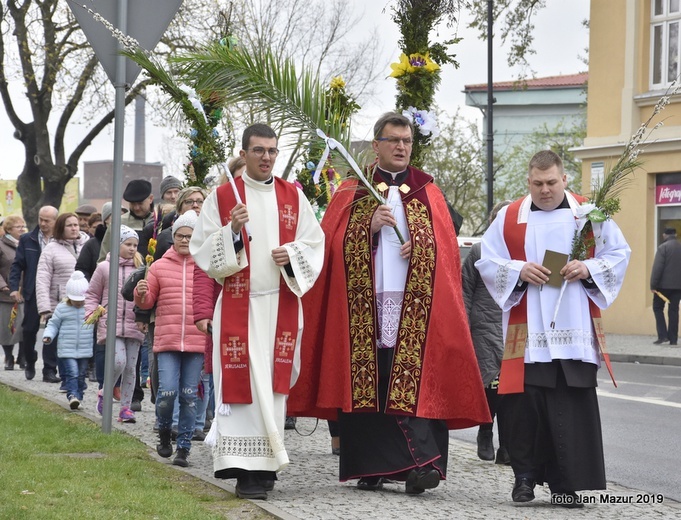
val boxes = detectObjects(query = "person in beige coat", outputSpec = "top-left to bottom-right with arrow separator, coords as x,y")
1,215 -> 26,370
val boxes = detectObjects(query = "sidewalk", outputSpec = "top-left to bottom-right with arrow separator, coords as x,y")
2,333 -> 680,520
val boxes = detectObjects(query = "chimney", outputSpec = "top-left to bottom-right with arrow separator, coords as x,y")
134,91 -> 146,163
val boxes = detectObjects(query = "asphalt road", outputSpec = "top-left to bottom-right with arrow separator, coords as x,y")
449,361 -> 681,503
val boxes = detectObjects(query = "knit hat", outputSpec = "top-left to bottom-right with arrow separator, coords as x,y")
120,225 -> 139,244
101,202 -> 113,223
123,179 -> 152,203
160,176 -> 182,198
66,271 -> 89,302
172,210 -> 198,236
75,204 -> 97,216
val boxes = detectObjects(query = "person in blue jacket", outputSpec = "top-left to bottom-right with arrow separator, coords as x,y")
43,271 -> 94,410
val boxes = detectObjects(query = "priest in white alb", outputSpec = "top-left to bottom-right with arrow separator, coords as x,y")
190,123 -> 324,501
475,150 -> 630,508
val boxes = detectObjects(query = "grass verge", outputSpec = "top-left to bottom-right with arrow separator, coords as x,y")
0,384 -> 274,520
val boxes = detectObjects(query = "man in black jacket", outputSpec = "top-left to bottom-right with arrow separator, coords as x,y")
650,227 -> 681,345
9,206 -> 59,381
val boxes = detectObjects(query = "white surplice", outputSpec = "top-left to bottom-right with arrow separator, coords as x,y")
375,185 -> 411,349
475,193 -> 631,365
190,172 -> 324,474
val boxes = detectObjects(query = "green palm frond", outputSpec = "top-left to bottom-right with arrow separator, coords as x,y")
122,47 -> 210,134
174,43 -> 354,151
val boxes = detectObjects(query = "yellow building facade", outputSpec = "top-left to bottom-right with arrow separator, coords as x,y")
575,0 -> 681,334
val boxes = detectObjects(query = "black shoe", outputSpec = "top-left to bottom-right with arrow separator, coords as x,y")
653,338 -> 668,344
192,429 -> 206,441
357,476 -> 384,491
157,429 -> 173,458
43,372 -> 61,383
203,419 -> 212,432
130,400 -> 142,412
512,477 -> 535,503
25,352 -> 37,380
551,491 -> 585,509
4,355 -> 14,370
671,342 -> 678,346
284,416 -> 296,430
235,474 -> 268,500
495,446 -> 512,465
260,479 -> 275,492
477,430 -> 494,461
405,468 -> 440,495
172,447 -> 189,467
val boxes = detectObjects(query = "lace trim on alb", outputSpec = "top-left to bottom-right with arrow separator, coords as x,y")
527,329 -> 594,349
495,263 -> 510,301
209,231 -> 231,279
289,242 -> 315,288
213,435 -> 274,459
594,258 -> 617,298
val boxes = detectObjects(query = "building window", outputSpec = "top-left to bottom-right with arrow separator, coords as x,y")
651,0 -> 681,89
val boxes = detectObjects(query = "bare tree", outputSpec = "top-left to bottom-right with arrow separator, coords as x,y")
422,109 -> 489,235
0,0 -> 232,227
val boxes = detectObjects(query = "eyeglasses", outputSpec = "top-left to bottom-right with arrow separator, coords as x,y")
182,199 -> 204,207
375,137 -> 413,146
12,225 -> 27,229
248,147 -> 279,157
174,233 -> 192,242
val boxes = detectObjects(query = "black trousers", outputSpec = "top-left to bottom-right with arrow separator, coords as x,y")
338,348 -> 448,482
22,297 -> 58,375
503,367 -> 606,492
653,289 -> 681,343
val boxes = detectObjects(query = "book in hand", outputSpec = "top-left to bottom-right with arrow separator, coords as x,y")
541,249 -> 569,289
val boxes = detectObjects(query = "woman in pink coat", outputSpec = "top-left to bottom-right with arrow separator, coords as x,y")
36,212 -> 85,384
85,226 -> 145,423
135,211 -> 204,468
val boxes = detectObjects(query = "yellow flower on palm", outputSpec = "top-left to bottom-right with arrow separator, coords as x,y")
329,76 -> 346,90
389,52 -> 440,78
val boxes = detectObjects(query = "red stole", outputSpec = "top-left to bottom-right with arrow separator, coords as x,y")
216,177 -> 300,404
499,195 -> 617,394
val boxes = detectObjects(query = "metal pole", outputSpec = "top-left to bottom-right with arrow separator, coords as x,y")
486,0 -> 494,216
102,0 -> 128,433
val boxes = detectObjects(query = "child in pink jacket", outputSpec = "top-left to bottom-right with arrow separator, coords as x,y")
85,226 -> 145,423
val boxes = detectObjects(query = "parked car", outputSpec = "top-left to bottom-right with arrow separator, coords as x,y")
457,236 -> 482,262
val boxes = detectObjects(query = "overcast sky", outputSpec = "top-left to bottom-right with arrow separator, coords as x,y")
0,0 -> 589,183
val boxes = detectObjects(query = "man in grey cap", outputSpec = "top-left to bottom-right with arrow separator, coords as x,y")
98,179 -> 154,262
650,227 -> 681,345
75,204 -> 98,232
159,176 -> 182,205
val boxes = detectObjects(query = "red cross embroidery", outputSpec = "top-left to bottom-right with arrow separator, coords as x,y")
223,337 -> 246,362
280,204 -> 297,230
593,318 -> 607,352
276,331 -> 295,358
227,274 -> 248,298
506,325 -> 527,359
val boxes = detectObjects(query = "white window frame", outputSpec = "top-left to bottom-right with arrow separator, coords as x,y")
650,0 -> 681,89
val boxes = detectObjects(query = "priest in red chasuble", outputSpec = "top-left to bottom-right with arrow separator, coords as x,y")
288,112 -> 489,495
190,124 -> 324,500
475,150 -> 630,507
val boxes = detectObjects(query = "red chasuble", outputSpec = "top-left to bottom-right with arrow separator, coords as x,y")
215,177 -> 300,404
499,195 -> 617,394
288,166 -> 490,429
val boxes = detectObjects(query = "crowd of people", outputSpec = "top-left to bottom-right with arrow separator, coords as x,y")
1,116 -> 633,509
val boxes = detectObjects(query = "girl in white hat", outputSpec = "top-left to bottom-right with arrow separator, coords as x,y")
43,271 -> 94,410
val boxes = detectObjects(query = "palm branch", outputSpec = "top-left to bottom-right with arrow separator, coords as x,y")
173,43 -> 354,155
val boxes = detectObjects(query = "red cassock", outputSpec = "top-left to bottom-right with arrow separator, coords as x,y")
288,167 -> 491,429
